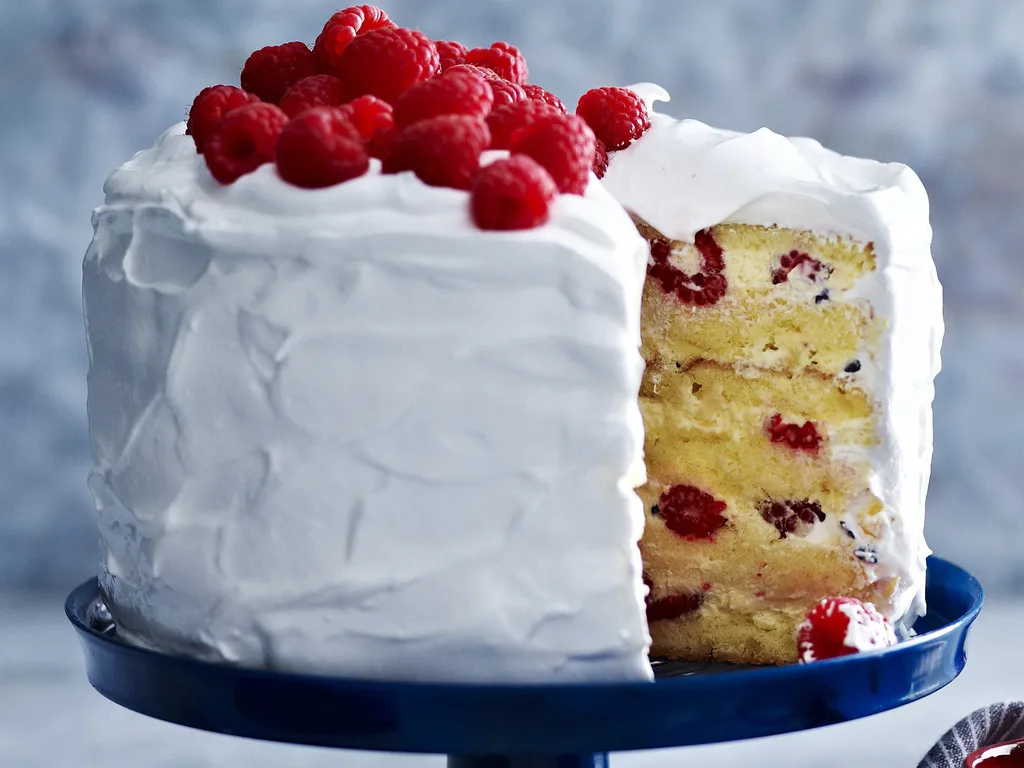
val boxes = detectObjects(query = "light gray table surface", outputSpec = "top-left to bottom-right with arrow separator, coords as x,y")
1,591 -> 1020,768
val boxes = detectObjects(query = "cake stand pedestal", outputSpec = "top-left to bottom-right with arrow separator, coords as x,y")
66,556 -> 982,768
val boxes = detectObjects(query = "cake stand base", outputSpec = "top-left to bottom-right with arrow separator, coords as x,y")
66,556 -> 982,767
448,756 -> 607,768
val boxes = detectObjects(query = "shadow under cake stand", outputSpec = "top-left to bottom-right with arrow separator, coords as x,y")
66,555 -> 983,768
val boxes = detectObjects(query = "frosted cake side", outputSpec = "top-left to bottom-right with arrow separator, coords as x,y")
83,124 -> 653,682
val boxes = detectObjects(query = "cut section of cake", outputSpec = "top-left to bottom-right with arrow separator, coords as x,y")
601,84 -> 942,665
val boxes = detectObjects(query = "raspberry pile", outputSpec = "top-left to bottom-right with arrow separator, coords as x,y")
184,6 -> 654,230
797,596 -> 897,662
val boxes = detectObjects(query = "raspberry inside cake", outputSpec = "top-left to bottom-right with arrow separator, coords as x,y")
603,84 -> 942,665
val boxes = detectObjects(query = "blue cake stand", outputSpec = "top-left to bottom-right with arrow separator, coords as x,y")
67,556 -> 982,768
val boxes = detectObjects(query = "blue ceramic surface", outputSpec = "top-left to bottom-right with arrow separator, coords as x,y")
66,556 -> 982,766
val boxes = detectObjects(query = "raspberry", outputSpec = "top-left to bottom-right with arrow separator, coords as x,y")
486,100 -> 561,150
338,27 -> 440,105
522,84 -> 566,113
278,74 -> 348,117
383,115 -> 490,190
647,592 -> 705,623
435,40 -> 469,71
186,85 -> 261,154
509,113 -> 595,195
797,597 -> 896,663
657,484 -> 728,540
643,572 -> 705,622
367,125 -> 396,160
313,5 -> 395,77
766,414 -> 823,453
445,64 -> 501,82
204,103 -> 288,184
648,230 -> 728,306
276,107 -> 369,189
760,498 -> 825,539
593,138 -> 609,179
393,68 -> 494,130
489,79 -> 528,109
337,94 -> 395,142
771,250 -> 833,285
240,42 -> 316,103
576,86 -> 651,150
471,156 -> 557,231
465,42 -> 529,85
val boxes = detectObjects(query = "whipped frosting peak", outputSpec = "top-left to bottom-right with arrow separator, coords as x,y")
606,83 -> 931,248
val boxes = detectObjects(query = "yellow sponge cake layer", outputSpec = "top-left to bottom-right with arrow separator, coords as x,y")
637,221 -> 883,377
641,524 -> 889,664
634,220 -> 878,294
634,220 -> 894,665
640,361 -> 878,530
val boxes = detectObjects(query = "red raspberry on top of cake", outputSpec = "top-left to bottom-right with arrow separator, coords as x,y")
465,41 -> 529,84
186,85 -> 261,154
444,64 -> 501,82
522,84 -> 567,113
576,86 -> 651,150
203,102 -> 288,184
798,597 -> 896,662
435,40 -> 469,71
337,95 -> 395,143
337,27 -> 440,104
487,100 -> 562,150
592,138 -> 609,179
509,113 -> 596,195
313,5 -> 396,77
489,79 -> 528,109
278,74 -> 349,117
276,106 -> 370,189
393,67 -> 494,130
471,155 -> 557,232
240,42 -> 317,103
383,114 -> 490,190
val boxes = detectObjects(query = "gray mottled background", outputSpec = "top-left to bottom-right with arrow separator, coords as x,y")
2,0 -> 1022,595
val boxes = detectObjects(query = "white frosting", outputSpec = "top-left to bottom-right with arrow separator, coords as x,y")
604,85 -> 943,625
84,123 -> 653,683
838,601 -> 897,653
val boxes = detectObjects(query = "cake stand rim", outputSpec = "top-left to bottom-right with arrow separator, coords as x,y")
65,554 -> 983,756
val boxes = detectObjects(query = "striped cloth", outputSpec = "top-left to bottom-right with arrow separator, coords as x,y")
919,702 -> 1024,768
